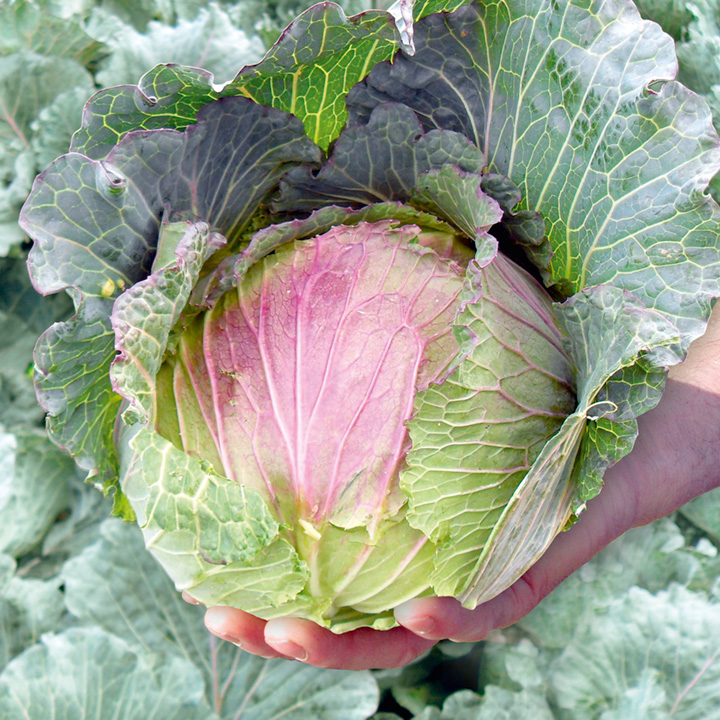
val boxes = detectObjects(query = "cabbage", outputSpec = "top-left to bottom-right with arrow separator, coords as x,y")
20,0 -> 720,632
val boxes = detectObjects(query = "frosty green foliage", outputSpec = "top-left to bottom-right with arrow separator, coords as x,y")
61,519 -> 379,720
549,586 -> 720,719
0,430 -> 72,557
0,557 -> 65,672
681,486 -> 720,543
90,3 -> 265,86
0,627 -> 213,720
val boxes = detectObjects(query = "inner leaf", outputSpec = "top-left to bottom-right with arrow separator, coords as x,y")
157,221 -> 467,534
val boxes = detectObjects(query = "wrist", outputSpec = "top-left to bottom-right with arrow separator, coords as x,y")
621,375 -> 720,528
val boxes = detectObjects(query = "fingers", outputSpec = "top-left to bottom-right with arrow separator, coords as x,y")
394,583 -> 539,643
201,605 -> 434,669
204,606 -> 287,659
263,618 -> 435,670
393,565 -> 559,643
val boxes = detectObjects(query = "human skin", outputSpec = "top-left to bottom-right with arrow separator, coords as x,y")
194,305 -> 720,670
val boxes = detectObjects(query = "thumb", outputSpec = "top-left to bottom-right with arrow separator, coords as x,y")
394,465 -> 636,642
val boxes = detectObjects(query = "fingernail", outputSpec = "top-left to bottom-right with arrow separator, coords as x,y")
266,638 -> 308,662
182,591 -> 202,605
264,619 -> 309,662
219,634 -> 244,649
407,615 -> 437,635
204,606 -> 239,643
395,605 -> 437,635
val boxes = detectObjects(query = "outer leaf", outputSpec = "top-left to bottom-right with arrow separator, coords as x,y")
461,285 -> 678,606
556,286 -> 681,414
600,359 -> 667,421
563,304 -> 670,499
168,97 -> 322,241
389,0 -> 476,57
571,416 -> 636,503
23,133 -> 182,298
24,128 -> 179,492
227,3 -> 399,150
412,0 -> 474,21
560,287 -> 679,510
110,220 -> 225,420
124,422 -> 296,569
71,2 -> 407,158
448,285 -> 682,606
33,297 -> 122,492
20,126 -> 161,490
479,172 -> 552,280
276,102 -> 485,213
71,64 -> 219,160
454,412 -> 585,607
347,1 -> 720,343
26,99 -> 320,297
0,628 -> 213,720
411,164 -> 503,260
402,253 -> 576,599
74,2 -> 392,162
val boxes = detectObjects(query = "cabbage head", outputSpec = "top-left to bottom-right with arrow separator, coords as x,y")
20,0 -> 720,632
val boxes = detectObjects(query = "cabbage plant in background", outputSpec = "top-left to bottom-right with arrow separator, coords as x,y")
18,0 -> 720,632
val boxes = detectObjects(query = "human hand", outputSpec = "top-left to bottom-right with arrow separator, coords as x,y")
195,308 -> 720,670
